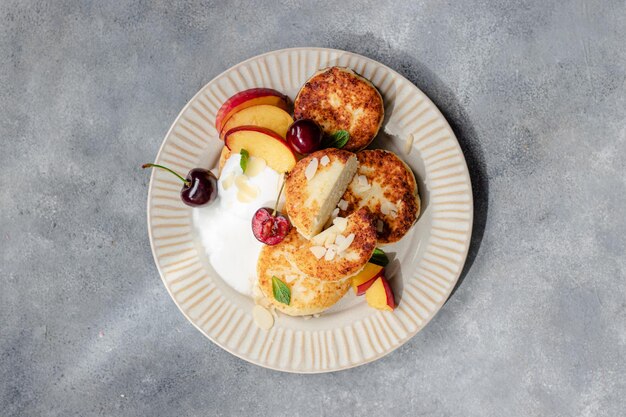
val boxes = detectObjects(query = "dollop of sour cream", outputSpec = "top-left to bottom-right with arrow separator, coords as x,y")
193,154 -> 284,296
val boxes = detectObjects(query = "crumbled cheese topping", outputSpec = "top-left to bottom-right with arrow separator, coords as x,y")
320,155 -> 330,166
338,199 -> 349,211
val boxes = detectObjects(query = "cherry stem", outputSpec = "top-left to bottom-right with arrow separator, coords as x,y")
272,178 -> 286,217
142,163 -> 190,186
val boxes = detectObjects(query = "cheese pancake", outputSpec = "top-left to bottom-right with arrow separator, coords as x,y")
340,150 -> 420,244
294,67 -> 384,151
285,149 -> 357,239
257,228 -> 350,316
294,208 -> 377,281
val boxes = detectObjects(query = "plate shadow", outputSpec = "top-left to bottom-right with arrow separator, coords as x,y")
328,33 -> 489,300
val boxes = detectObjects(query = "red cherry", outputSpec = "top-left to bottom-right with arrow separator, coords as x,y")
252,207 -> 291,245
286,119 -> 323,154
142,163 -> 217,207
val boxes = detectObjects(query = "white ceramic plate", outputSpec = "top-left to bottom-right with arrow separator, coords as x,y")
147,48 -> 473,373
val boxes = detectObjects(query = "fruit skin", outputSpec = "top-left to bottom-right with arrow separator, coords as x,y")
365,276 -> 395,311
224,125 -> 297,173
215,88 -> 291,135
252,207 -> 291,245
181,168 -> 218,207
286,119 -> 323,154
351,263 -> 384,294
220,104 -> 293,139
356,271 -> 384,296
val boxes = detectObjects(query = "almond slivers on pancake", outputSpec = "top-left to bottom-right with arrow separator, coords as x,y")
293,208 -> 377,281
257,228 -> 351,316
285,149 -> 357,239
340,150 -> 420,244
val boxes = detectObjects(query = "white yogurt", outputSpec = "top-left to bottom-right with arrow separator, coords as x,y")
193,154 -> 284,296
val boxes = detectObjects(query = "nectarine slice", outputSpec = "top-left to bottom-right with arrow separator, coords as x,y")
365,276 -> 395,311
220,104 -> 294,139
351,263 -> 384,294
356,273 -> 383,296
215,88 -> 291,135
224,126 -> 297,173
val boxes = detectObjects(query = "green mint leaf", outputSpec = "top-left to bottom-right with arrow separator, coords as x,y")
369,248 -> 389,267
240,149 -> 249,173
326,130 -> 350,148
272,276 -> 291,305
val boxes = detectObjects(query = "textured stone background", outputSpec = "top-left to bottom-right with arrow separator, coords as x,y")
1,1 -> 625,416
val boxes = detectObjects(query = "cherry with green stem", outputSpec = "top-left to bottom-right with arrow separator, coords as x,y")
252,177 -> 291,245
142,163 -> 218,207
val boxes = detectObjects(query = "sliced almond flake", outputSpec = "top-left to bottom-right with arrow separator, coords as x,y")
320,155 -> 330,166
336,233 -> 355,253
304,157 -> 319,181
245,157 -> 267,177
380,200 -> 397,216
235,174 -> 248,188
235,175 -> 259,203
252,305 -> 274,330
333,216 -> 348,232
221,172 -> 236,190
323,233 -> 337,248
237,189 -> 256,203
337,199 -> 349,211
404,133 -> 415,155
310,246 -> 327,259
324,247 -> 337,261
353,175 -> 371,193
377,219 -> 385,233
269,304 -> 278,320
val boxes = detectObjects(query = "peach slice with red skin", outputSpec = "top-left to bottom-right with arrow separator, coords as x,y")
215,88 -> 291,136
356,271 -> 384,296
220,104 -> 293,139
351,263 -> 384,294
365,275 -> 395,311
224,126 -> 297,173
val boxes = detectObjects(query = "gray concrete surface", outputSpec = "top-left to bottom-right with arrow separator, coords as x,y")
1,0 -> 625,416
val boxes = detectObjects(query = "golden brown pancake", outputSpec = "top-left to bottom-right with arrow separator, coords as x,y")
257,228 -> 351,316
285,148 -> 357,239
294,67 -> 384,151
340,150 -> 420,244
293,208 -> 377,281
